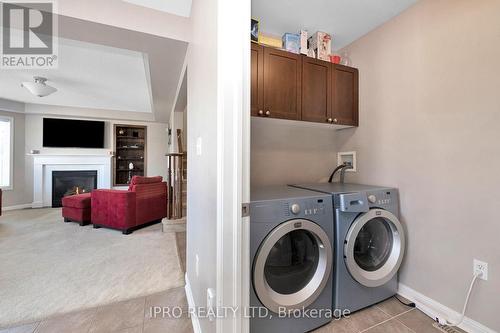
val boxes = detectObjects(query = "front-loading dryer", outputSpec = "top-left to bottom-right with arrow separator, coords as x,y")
250,186 -> 334,333
291,183 -> 406,313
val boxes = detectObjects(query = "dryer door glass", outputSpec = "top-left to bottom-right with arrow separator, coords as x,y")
344,209 -> 405,288
264,229 -> 319,294
353,218 -> 393,271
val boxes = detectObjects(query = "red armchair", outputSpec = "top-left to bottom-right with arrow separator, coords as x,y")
91,176 -> 167,234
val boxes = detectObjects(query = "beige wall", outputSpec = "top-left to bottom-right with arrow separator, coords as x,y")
251,118 -> 338,186
0,111 -> 30,207
337,0 -> 500,330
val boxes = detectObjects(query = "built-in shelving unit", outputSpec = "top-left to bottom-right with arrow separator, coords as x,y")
113,125 -> 147,186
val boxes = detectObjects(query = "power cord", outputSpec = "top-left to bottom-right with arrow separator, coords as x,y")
394,295 -> 415,308
444,272 -> 480,327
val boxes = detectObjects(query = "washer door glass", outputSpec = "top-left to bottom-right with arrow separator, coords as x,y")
354,217 -> 393,271
253,219 -> 333,313
264,229 -> 319,295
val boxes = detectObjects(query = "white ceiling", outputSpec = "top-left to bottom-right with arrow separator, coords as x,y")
0,14 -> 188,123
252,0 -> 418,50
0,38 -> 153,113
122,0 -> 192,17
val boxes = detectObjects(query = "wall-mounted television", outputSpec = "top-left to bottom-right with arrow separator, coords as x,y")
43,118 -> 105,148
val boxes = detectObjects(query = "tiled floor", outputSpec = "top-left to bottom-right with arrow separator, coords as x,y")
312,297 -> 466,333
0,287 -> 192,333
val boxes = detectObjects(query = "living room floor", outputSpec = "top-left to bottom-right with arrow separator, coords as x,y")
0,208 -> 185,329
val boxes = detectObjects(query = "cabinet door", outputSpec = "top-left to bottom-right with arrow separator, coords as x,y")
301,56 -> 332,123
251,43 -> 264,116
263,47 -> 301,120
332,64 -> 359,126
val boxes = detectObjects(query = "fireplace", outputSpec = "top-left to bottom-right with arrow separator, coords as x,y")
52,171 -> 98,207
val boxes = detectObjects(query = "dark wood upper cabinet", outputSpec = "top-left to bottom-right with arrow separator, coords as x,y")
250,43 -> 358,127
332,64 -> 359,126
251,43 -> 264,117
262,47 -> 301,120
301,56 -> 332,123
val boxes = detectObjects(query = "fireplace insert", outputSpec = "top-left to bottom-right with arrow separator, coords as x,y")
52,171 -> 97,207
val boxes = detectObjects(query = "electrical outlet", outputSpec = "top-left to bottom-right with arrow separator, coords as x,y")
196,254 -> 200,277
473,259 -> 488,280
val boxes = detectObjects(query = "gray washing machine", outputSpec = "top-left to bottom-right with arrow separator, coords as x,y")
250,186 -> 334,333
291,183 -> 405,313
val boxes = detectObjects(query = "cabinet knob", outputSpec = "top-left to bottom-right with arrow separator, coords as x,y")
333,118 -> 338,123
327,118 -> 333,123
258,110 -> 264,115
265,110 -> 271,116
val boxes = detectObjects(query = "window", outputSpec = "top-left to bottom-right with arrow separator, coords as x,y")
0,116 -> 13,189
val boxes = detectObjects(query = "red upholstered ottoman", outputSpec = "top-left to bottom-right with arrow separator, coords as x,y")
62,193 -> 92,226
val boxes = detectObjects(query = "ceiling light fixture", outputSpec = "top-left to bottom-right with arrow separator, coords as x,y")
21,76 -> 57,97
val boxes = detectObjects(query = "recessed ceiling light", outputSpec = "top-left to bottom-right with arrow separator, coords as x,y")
21,76 -> 57,97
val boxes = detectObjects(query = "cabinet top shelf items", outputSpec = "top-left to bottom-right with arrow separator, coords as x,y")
251,43 -> 359,128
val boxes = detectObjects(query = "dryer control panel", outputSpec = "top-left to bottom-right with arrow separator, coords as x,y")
285,199 -> 326,217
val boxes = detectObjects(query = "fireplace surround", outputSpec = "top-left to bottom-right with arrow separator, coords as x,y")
31,154 -> 112,208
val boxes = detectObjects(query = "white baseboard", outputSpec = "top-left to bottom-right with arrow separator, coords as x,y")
185,273 -> 202,333
398,283 -> 497,333
2,203 -> 33,211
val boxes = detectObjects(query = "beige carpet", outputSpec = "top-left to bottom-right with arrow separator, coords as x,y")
0,208 -> 184,328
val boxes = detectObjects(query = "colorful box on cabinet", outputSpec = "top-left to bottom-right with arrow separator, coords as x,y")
282,33 -> 300,54
308,31 -> 332,61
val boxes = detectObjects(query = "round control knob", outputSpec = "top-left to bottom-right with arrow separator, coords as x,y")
265,110 -> 271,116
327,118 -> 333,123
290,204 -> 301,215
333,118 -> 338,123
368,195 -> 377,203
258,110 -> 264,115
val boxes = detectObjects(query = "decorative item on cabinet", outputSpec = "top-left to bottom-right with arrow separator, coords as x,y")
282,33 -> 300,54
251,19 -> 259,42
330,54 -> 341,64
258,33 -> 282,48
308,31 -> 332,61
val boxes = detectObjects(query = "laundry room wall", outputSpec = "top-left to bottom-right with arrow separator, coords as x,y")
251,118 -> 339,187
335,0 -> 500,330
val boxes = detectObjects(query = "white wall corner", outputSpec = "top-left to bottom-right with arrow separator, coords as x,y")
398,283 -> 497,333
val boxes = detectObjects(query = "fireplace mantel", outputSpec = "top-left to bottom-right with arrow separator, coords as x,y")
31,154 -> 112,208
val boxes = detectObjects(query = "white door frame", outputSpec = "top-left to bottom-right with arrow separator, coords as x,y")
216,0 -> 251,332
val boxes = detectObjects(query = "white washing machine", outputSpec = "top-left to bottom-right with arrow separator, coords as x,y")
291,183 -> 406,313
250,186 -> 334,333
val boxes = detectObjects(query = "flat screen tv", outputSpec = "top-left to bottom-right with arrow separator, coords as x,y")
43,118 -> 105,148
